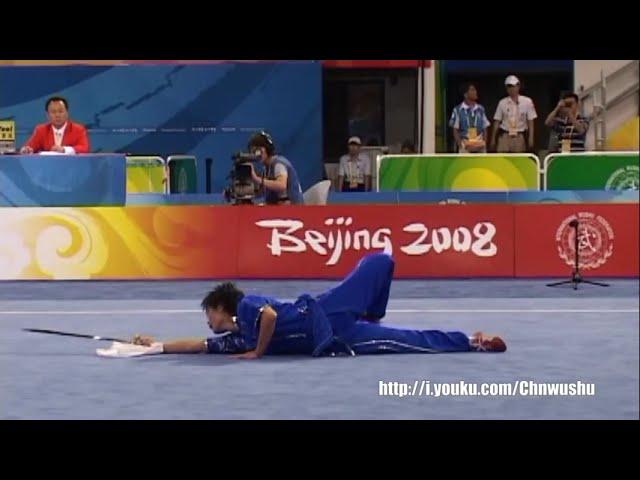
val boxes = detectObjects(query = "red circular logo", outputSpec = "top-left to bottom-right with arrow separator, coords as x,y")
555,212 -> 614,270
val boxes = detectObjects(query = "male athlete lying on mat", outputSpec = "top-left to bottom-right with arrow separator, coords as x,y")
132,253 -> 506,357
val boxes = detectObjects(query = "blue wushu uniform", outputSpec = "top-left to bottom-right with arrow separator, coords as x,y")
206,253 -> 472,356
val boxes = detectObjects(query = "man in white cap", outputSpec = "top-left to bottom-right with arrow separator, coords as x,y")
490,75 -> 537,153
337,136 -> 372,192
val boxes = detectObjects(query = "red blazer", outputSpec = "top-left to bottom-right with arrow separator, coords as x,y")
24,121 -> 90,153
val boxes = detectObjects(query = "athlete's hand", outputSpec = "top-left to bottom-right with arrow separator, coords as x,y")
132,334 -> 155,346
230,350 -> 259,360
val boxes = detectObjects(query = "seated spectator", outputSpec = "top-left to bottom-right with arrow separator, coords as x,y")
20,96 -> 90,154
545,92 -> 589,153
400,140 -> 416,154
449,83 -> 490,153
338,136 -> 372,192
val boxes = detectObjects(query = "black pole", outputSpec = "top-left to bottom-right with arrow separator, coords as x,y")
572,219 -> 580,290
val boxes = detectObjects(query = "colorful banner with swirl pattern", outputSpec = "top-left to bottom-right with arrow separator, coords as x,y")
378,154 -> 540,191
0,204 -> 637,280
0,206 -> 238,280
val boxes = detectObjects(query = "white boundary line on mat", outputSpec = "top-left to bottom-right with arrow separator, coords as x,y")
0,308 -> 638,315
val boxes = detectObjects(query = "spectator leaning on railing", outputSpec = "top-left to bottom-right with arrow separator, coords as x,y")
545,92 -> 590,153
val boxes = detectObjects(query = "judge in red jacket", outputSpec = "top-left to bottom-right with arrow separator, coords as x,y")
20,96 -> 90,154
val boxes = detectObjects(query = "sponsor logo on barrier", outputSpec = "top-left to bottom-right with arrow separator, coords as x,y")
438,199 -> 466,205
605,165 -> 639,191
555,212 -> 614,270
0,120 -> 16,141
255,217 -> 498,266
0,119 -> 16,153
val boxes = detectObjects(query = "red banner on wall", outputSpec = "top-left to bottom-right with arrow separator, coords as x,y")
1,203 -> 637,280
236,204 -> 513,278
514,204 -> 639,277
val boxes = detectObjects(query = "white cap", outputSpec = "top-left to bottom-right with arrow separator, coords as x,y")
505,75 -> 520,86
348,136 -> 362,145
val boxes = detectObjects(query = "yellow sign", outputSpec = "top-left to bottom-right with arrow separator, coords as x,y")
0,120 -> 16,141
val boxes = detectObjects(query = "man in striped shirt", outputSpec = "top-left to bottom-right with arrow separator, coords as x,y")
545,92 -> 590,152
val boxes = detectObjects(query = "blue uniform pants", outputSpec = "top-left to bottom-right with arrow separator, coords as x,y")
317,253 -> 471,354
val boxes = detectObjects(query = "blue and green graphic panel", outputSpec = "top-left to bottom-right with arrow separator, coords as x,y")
378,154 -> 540,191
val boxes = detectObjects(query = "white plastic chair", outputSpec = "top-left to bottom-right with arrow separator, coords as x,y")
303,180 -> 332,205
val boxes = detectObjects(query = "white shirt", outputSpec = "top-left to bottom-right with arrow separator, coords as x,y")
51,123 -> 76,154
338,153 -> 371,184
493,95 -> 537,132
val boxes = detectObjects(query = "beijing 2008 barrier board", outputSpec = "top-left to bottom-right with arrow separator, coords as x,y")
0,204 -> 637,280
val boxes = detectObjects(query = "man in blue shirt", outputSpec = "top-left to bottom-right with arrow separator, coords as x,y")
247,131 -> 303,204
449,82 -> 491,153
132,253 -> 507,357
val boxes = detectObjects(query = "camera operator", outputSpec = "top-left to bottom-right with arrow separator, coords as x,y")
247,131 -> 303,205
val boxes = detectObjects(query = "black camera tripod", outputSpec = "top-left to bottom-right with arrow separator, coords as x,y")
547,219 -> 610,290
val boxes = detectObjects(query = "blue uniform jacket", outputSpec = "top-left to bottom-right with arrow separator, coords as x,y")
206,294 -> 334,356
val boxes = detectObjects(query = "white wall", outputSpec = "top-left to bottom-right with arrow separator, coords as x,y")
574,60 -> 635,91
574,60 -> 639,150
421,65 -> 436,154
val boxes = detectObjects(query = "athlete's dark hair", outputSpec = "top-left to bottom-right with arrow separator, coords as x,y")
201,282 -> 245,315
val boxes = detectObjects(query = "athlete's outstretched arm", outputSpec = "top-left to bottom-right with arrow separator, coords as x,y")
132,335 -> 207,354
231,305 -> 278,359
